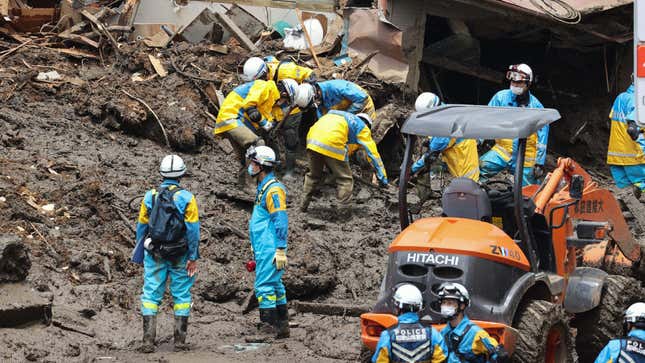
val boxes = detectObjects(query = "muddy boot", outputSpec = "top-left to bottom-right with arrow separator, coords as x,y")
633,185 -> 643,201
300,194 -> 312,212
140,315 -> 156,353
173,315 -> 189,352
283,152 -> 296,180
245,308 -> 277,343
275,304 -> 290,339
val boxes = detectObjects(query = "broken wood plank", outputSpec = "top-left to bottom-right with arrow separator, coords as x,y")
207,44 -> 228,54
48,47 -> 99,60
0,27 -> 29,43
213,11 -> 258,52
291,301 -> 370,317
0,0 -> 8,16
58,33 -> 100,48
148,54 -> 167,77
143,30 -> 172,48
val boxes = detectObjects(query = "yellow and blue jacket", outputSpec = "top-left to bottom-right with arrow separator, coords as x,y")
372,312 -> 448,363
317,80 -> 376,120
132,179 -> 200,263
488,89 -> 547,168
214,80 -> 280,135
412,137 -> 480,182
594,329 -> 645,363
607,85 -> 645,165
306,110 -> 387,184
250,172 -> 288,251
441,316 -> 502,363
265,56 -> 314,83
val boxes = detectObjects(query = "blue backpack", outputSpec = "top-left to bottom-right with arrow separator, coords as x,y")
148,187 -> 187,260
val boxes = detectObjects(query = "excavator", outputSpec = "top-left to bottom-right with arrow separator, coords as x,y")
359,105 -> 644,362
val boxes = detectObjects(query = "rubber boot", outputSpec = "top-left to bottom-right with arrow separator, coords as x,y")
299,194 -> 312,212
173,315 -> 189,352
275,304 -> 290,339
283,152 -> 296,180
140,315 -> 156,353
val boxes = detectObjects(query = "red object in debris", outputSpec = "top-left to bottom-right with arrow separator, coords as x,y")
638,45 -> 645,78
246,260 -> 256,272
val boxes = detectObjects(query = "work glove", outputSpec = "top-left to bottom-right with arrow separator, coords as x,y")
627,121 -> 641,141
259,120 -> 275,132
246,107 -> 261,123
490,345 -> 511,363
273,248 -> 287,270
533,164 -> 545,180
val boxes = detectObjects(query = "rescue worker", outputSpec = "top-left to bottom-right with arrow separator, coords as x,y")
246,145 -> 290,338
300,110 -> 388,213
437,282 -> 509,362
294,79 -> 377,121
607,83 -> 645,200
479,64 -> 548,186
214,79 -> 297,185
372,284 -> 448,363
241,56 -> 315,84
411,92 -> 480,182
594,302 -> 645,362
242,57 -> 315,176
131,155 -> 200,353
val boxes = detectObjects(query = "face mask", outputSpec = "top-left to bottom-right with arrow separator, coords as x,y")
510,85 -> 525,96
441,305 -> 457,318
247,164 -> 260,176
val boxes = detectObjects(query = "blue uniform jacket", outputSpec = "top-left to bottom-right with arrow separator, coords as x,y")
441,315 -> 501,363
317,80 -> 368,117
488,89 -> 548,166
132,179 -> 200,263
250,173 -> 288,250
372,312 -> 448,363
594,329 -> 645,363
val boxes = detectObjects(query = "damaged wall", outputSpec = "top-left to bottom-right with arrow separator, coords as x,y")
384,0 -> 426,91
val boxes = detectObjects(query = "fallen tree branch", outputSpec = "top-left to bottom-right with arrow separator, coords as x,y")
121,90 -> 171,148
0,39 -> 33,63
52,320 -> 96,337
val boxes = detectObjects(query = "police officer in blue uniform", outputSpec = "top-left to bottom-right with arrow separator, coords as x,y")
246,145 -> 290,338
372,284 -> 448,362
595,302 -> 645,363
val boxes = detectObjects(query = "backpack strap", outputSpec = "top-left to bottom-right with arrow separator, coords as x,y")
151,186 -> 182,210
273,60 -> 289,83
256,179 -> 278,205
450,323 -> 473,361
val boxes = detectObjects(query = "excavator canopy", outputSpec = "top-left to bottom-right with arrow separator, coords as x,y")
401,105 -> 561,139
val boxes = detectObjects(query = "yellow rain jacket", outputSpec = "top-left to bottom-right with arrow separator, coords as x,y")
307,110 -> 387,184
214,80 -> 280,135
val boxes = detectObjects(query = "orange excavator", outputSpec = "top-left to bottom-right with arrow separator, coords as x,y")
359,105 -> 644,362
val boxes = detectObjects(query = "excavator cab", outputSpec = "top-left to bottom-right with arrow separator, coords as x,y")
359,105 -> 644,362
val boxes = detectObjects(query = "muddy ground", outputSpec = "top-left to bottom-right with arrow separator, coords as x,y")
1,36 -> 644,362
0,40 -> 407,362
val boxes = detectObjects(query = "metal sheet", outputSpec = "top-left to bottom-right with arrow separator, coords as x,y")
344,8 -> 408,84
401,104 -> 561,139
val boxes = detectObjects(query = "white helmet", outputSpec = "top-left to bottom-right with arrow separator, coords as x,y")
246,145 -> 277,166
506,63 -> 533,83
625,302 -> 645,326
415,92 -> 441,112
356,113 -> 373,129
242,57 -> 268,82
295,83 -> 316,108
437,282 -> 470,306
279,79 -> 299,105
393,284 -> 423,311
160,155 -> 186,178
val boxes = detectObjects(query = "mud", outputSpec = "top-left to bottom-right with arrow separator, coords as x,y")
0,39 -> 403,361
2,34 -> 644,362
